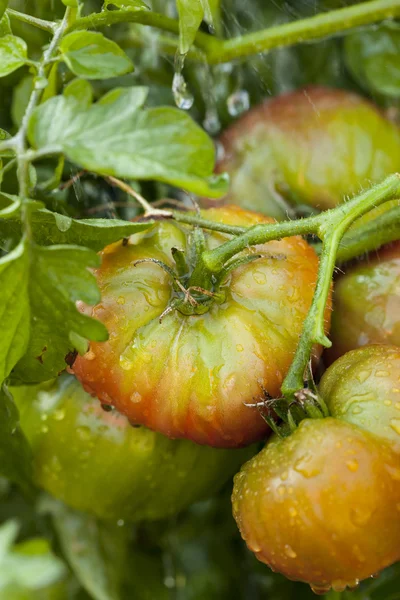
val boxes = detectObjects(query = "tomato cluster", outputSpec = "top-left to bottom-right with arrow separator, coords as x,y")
14,85 -> 400,595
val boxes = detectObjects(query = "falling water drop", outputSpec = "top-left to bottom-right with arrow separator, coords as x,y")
227,89 -> 250,117
172,52 -> 194,110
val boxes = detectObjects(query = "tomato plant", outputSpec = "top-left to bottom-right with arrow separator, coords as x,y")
0,0 -> 400,599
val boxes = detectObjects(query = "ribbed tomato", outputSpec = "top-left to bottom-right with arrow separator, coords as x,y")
72,206 -> 328,448
208,87 -> 400,218
13,375 -> 252,522
232,417 -> 400,594
328,242 -> 400,361
320,344 -> 400,449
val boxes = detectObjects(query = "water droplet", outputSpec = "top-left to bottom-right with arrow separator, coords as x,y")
227,90 -> 250,117
117,519 -> 125,527
52,408 -> 65,421
117,296 -> 125,305
289,507 -> 297,517
284,544 -> 297,558
384,399 -> 392,406
310,583 -> 331,595
393,388 -> 400,394
346,459 -> 359,472
253,271 -> 266,285
120,358 -> 133,371
41,425 -> 49,433
281,471 -> 288,481
84,350 -> 96,361
130,391 -> 142,404
376,370 -> 390,378
390,418 -> 400,436
294,454 -> 322,478
172,52 -> 194,110
350,506 -> 371,526
236,344 -> 244,352
356,370 -> 371,383
76,426 -> 91,441
203,109 -> 220,135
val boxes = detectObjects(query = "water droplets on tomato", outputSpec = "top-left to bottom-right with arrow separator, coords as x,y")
390,418 -> 400,436
356,370 -> 371,383
346,459 -> 359,472
284,544 -> 297,558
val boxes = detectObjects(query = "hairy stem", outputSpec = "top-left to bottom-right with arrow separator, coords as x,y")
282,174 -> 400,397
69,1 -> 400,64
13,7 -> 71,236
6,8 -> 56,33
206,0 -> 400,64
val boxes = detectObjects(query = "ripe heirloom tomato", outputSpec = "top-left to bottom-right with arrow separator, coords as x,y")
72,206 -> 328,448
320,344 -> 400,449
12,375 -> 252,522
207,87 -> 400,218
328,241 -> 400,361
232,418 -> 400,594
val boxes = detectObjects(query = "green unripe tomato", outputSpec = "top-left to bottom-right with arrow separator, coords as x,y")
12,375 -> 252,522
328,241 -> 400,361
208,87 -> 400,218
320,345 -> 400,449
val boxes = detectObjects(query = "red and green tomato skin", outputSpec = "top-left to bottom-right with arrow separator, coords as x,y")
72,206 -> 327,448
210,87 -> 400,218
13,375 -> 252,522
232,417 -> 400,592
328,242 -> 400,361
320,344 -> 400,448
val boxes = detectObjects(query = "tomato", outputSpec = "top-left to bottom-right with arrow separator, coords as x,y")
12,375 -> 252,522
72,205 -> 327,448
320,345 -> 400,449
328,241 -> 400,361
207,87 -> 400,218
232,417 -> 400,593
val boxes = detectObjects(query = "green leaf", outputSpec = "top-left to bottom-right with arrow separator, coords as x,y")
45,499 -> 127,600
0,389 -> 33,493
0,520 -> 66,594
0,12 -> 11,37
177,0 -> 204,55
0,206 -> 153,251
60,31 -> 134,79
0,35 -> 28,77
28,90 -> 228,197
0,239 -> 30,383
63,78 -> 93,108
0,1 -> 7,22
12,244 -> 108,383
104,0 -> 149,8
0,129 -> 13,158
345,24 -> 400,97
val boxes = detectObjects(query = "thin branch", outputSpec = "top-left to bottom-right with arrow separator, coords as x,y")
7,8 -> 56,34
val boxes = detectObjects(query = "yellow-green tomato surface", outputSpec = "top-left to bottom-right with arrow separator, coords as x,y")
72,206 -> 326,448
232,418 -> 400,593
13,375 -> 252,522
211,87 -> 400,217
320,345 -> 400,449
328,242 -> 400,361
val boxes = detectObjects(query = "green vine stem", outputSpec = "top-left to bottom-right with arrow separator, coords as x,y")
1,7 -> 71,236
7,8 -> 56,34
68,0 -> 400,64
196,175 -> 400,398
205,0 -> 400,64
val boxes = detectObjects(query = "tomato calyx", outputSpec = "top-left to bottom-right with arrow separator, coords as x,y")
247,379 -> 330,439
